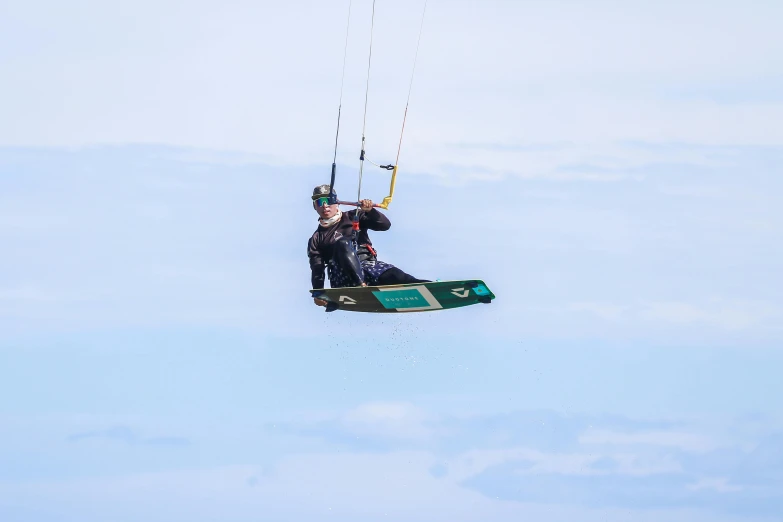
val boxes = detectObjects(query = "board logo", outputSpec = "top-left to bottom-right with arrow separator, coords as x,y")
372,286 -> 443,311
378,293 -> 424,305
339,295 -> 357,304
450,288 -> 469,298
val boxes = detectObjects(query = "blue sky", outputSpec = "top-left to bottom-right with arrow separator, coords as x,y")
1,1 -> 782,521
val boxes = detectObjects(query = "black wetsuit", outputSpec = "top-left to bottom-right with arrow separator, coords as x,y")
307,209 -> 428,289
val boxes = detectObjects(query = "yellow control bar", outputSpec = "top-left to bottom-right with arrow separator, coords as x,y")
377,165 -> 398,209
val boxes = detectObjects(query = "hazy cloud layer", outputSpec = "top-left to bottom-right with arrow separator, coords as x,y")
1,144 -> 780,343
2,405 -> 781,521
2,1 -> 782,176
273,405 -> 783,517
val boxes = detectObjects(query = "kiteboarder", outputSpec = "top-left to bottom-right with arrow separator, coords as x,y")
308,184 -> 429,307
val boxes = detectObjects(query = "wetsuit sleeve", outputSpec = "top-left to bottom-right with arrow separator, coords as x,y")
360,208 -> 391,231
308,236 -> 326,289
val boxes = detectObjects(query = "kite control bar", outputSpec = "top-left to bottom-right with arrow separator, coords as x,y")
336,199 -> 383,208
335,162 -> 398,210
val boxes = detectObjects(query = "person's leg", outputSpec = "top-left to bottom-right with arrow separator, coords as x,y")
332,237 -> 366,286
376,266 -> 430,286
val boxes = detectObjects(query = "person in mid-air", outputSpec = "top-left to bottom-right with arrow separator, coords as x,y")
308,184 -> 429,307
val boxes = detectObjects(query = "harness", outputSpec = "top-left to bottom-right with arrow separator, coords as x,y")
356,243 -> 377,262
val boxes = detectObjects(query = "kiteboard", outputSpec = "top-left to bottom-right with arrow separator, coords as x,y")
310,280 -> 494,313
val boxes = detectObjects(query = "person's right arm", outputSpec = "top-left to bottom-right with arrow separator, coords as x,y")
308,236 -> 327,306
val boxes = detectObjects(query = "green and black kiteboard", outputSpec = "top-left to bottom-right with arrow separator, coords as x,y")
310,280 -> 495,313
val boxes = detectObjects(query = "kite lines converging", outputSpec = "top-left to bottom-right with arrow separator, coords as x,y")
327,0 -> 429,213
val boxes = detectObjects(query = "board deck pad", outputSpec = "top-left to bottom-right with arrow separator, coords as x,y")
310,280 -> 495,313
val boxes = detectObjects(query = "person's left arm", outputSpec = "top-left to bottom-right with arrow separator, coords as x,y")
358,199 -> 391,231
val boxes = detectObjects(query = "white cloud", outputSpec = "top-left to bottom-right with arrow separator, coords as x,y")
444,447 -> 682,481
687,477 -> 743,494
0,286 -> 62,303
341,401 -> 432,440
567,299 -> 783,333
640,300 -> 783,330
569,303 -> 629,321
579,429 -> 717,453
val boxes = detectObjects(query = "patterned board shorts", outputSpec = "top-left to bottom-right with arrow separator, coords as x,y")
327,259 -> 395,288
